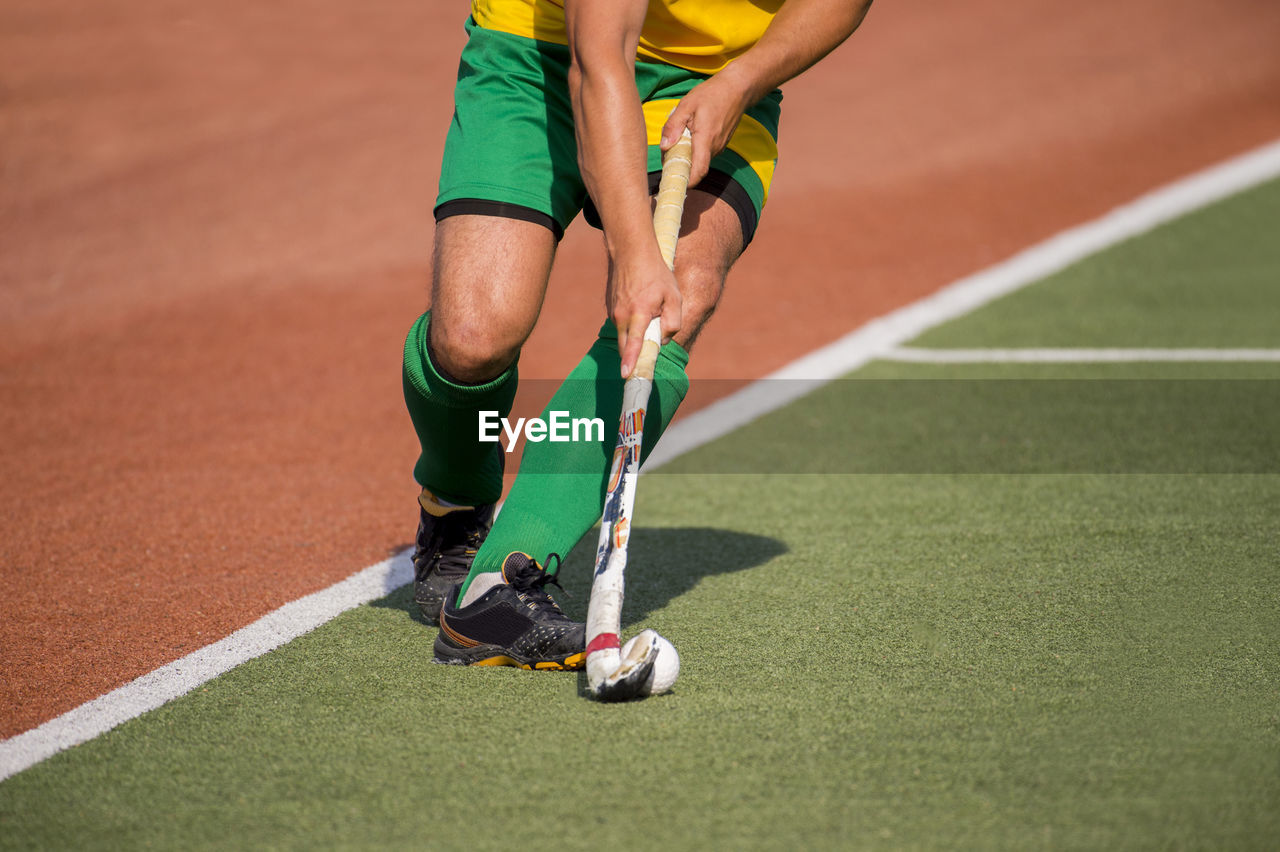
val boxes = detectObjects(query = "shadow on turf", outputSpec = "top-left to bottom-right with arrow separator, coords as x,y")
369,526 -> 787,629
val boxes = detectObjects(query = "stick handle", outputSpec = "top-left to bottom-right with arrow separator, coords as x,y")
653,128 -> 693,271
634,128 -> 693,382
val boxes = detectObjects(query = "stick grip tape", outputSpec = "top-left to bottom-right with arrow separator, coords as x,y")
633,128 -> 693,382
653,128 -> 693,272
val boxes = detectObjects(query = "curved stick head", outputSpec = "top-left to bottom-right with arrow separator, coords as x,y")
589,631 -> 660,702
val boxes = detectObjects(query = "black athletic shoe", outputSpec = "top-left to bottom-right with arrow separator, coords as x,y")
411,491 -> 495,625
434,552 -> 585,670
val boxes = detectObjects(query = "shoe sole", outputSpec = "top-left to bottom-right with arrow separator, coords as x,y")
433,633 -> 585,671
435,652 -> 586,671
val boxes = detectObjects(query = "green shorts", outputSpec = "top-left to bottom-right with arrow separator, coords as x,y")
435,18 -> 783,244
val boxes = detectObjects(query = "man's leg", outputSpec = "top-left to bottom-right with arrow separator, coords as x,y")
452,190 -> 744,607
426,215 -> 557,385
402,213 -> 555,622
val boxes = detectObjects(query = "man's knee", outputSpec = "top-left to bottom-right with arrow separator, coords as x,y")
429,315 -> 524,384
428,215 -> 556,383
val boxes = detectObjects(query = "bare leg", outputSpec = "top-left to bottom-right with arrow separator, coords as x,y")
429,214 -> 559,383
667,189 -> 746,350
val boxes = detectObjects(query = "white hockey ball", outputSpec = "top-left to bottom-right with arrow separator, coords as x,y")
622,630 -> 680,696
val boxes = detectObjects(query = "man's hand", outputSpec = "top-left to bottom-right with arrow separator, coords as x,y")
659,70 -> 753,188
609,252 -> 682,379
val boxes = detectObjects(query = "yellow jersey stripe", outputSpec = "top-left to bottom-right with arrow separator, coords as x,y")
472,0 -> 781,75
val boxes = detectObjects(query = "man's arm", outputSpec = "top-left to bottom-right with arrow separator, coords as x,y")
661,0 -> 875,186
565,0 -> 682,379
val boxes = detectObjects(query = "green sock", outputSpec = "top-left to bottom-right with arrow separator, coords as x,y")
457,323 -> 690,604
402,311 -> 516,506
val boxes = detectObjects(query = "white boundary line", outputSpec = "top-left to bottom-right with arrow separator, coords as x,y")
4,138 -> 1280,783
884,347 -> 1280,363
1,553 -> 415,782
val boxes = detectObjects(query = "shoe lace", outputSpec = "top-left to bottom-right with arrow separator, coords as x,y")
518,552 -> 570,612
537,552 -> 567,591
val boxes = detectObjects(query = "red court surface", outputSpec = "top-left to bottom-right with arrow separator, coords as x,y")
3,0 -> 1279,737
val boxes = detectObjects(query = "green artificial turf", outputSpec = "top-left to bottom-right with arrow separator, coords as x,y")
2,474 -> 1277,850
912,177 -> 1280,348
4,176 -> 1280,851
667,364 -> 1280,477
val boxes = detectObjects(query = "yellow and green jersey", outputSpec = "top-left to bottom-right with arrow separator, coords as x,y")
471,0 -> 783,74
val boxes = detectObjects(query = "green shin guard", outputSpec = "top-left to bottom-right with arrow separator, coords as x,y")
402,311 -> 517,506
457,325 -> 690,604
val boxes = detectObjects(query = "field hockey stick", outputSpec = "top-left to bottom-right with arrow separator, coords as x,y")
585,128 -> 693,701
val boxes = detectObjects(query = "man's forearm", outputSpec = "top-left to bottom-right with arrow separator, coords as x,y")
719,0 -> 874,109
564,0 -> 683,372
656,0 -> 874,186
565,0 -> 661,264
568,62 -> 656,262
